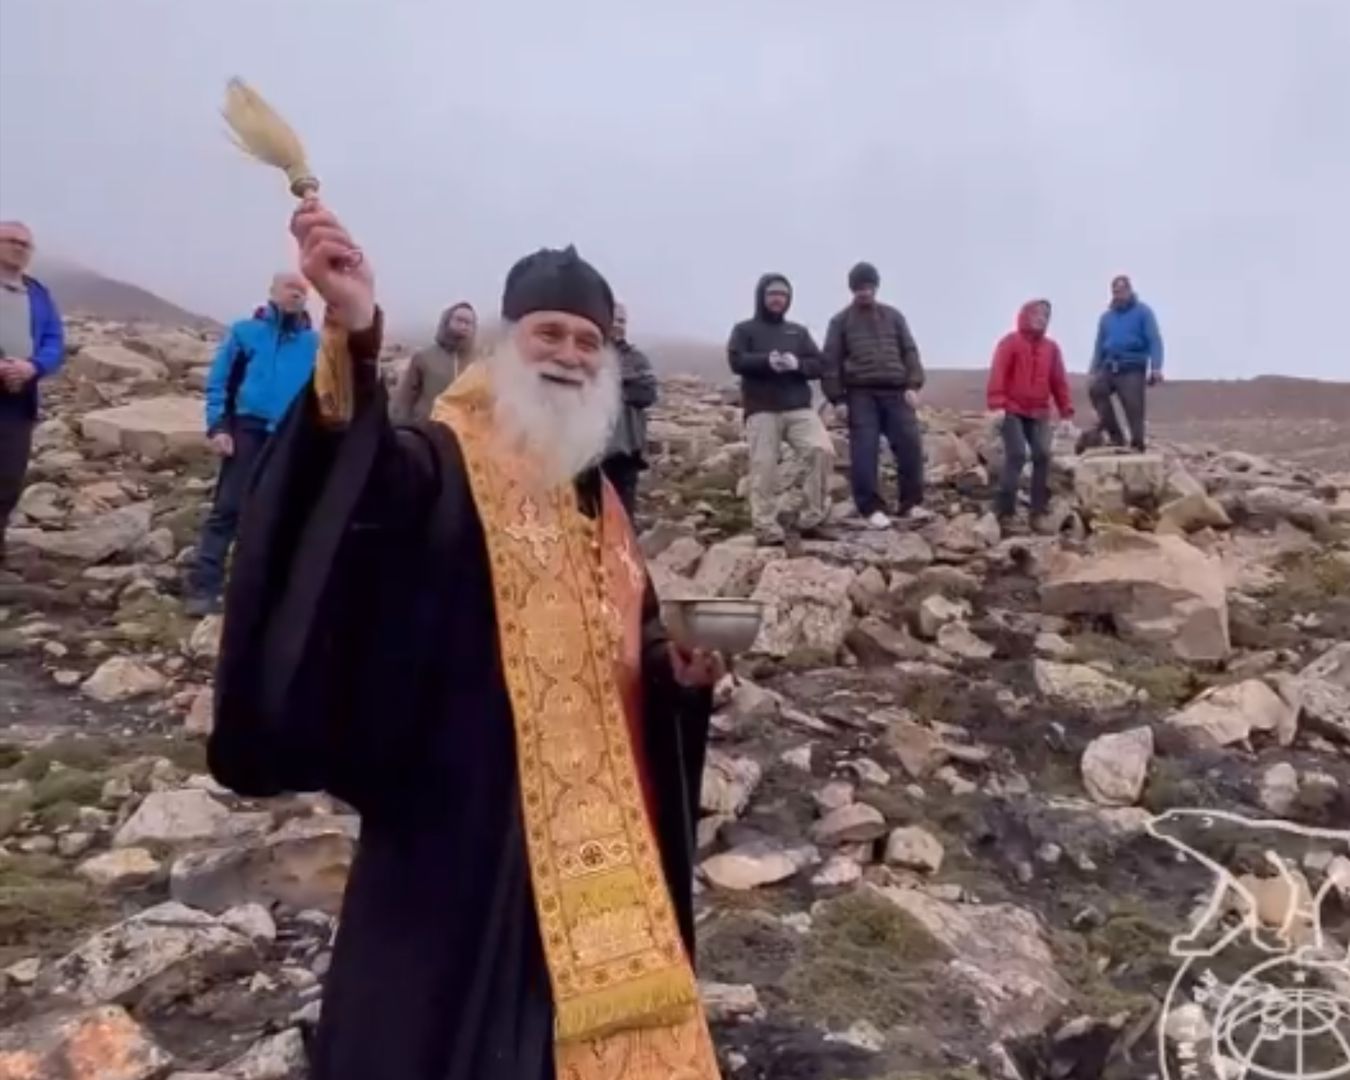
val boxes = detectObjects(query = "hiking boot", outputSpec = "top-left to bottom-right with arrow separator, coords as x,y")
1030,513 -> 1058,536
184,593 -> 222,618
865,511 -> 891,530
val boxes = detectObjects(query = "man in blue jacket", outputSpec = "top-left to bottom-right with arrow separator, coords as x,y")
0,221 -> 64,565
186,272 -> 318,614
1087,274 -> 1164,451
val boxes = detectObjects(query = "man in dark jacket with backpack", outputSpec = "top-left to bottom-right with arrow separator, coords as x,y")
822,262 -> 926,527
728,274 -> 835,545
185,273 -> 318,615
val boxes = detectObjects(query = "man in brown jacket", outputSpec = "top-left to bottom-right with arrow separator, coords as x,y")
390,302 -> 477,423
822,262 -> 927,527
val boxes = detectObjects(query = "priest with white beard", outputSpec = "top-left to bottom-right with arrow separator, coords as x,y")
209,197 -> 725,1080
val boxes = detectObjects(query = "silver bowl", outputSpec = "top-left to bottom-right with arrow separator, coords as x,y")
661,597 -> 765,654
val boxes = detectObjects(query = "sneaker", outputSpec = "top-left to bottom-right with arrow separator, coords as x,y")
866,511 -> 891,530
184,594 -> 222,618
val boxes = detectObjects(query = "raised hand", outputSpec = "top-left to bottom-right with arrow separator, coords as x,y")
290,197 -> 376,331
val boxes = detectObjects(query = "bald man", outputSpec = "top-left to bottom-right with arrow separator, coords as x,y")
0,221 -> 64,565
186,273 -> 318,615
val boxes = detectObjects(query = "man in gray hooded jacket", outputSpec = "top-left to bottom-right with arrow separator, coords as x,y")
600,302 -> 657,517
390,302 -> 477,423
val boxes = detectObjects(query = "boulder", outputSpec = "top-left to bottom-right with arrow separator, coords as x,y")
811,854 -> 864,888
936,621 -> 995,660
876,886 -> 1072,1040
1287,643 -> 1350,745
1040,529 -> 1229,661
68,343 -> 169,384
16,481 -> 67,524
915,594 -> 971,640
187,615 -> 223,661
1080,727 -> 1153,806
884,826 -> 945,873
1034,661 -> 1142,710
82,656 -> 167,704
885,713 -> 951,779
41,902 -> 258,1009
846,617 -> 927,665
221,1028 -> 307,1080
701,839 -> 816,890
1239,486 -> 1332,533
77,848 -> 163,889
699,982 -> 765,1023
810,803 -> 887,845
1073,452 -> 1166,514
124,329 -> 216,372
700,751 -> 763,817
692,538 -> 780,597
653,536 -> 706,576
1166,679 -> 1297,749
1157,492 -> 1231,535
81,396 -> 207,459
10,502 -> 153,563
113,789 -> 240,848
0,1006 -> 172,1080
170,815 -> 357,915
751,557 -> 855,658
812,780 -> 855,814
1258,762 -> 1300,817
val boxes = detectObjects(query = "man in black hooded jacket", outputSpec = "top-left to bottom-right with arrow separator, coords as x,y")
727,274 -> 835,545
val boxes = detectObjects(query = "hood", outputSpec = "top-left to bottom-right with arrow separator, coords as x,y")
754,273 -> 792,322
253,303 -> 312,332
435,302 -> 474,351
1016,299 -> 1051,339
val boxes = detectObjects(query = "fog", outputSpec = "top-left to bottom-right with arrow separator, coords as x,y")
2,0 -> 1347,377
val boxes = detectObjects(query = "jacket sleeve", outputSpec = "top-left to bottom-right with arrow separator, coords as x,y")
621,346 -> 658,408
1143,306 -> 1164,373
30,288 -> 65,377
1049,344 -> 1074,418
987,336 -> 1012,411
896,310 -> 925,390
204,327 -> 241,434
821,313 -> 845,403
1089,316 -> 1107,373
727,323 -> 774,377
796,329 -> 824,380
388,352 -> 422,424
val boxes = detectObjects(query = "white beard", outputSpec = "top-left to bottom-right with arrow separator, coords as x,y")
485,331 -> 619,487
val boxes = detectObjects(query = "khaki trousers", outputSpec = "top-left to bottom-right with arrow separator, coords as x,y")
745,408 -> 834,534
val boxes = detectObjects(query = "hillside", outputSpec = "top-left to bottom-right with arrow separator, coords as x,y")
31,257 -> 219,331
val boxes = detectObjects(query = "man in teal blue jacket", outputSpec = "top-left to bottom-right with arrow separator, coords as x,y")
186,273 -> 318,614
1086,274 -> 1164,452
0,221 -> 64,565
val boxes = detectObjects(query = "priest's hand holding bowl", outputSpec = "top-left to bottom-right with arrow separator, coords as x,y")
669,643 -> 726,689
290,198 -> 375,332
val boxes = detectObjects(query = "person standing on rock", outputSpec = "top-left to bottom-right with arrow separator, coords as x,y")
0,221 -> 64,566
389,301 -> 477,424
185,273 -> 318,616
600,301 -> 658,518
210,197 -> 725,1080
1086,274 -> 1164,452
987,299 -> 1074,530
728,273 -> 836,546
821,261 -> 927,528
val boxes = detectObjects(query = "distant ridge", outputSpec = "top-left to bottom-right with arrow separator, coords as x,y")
30,256 -> 220,331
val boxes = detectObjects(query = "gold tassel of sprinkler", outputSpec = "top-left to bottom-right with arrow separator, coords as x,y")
221,77 -> 353,425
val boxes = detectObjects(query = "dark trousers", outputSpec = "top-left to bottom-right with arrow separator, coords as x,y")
601,454 -> 642,520
997,414 -> 1052,518
0,411 -> 35,557
1089,366 -> 1147,450
846,388 -> 924,516
189,420 -> 269,598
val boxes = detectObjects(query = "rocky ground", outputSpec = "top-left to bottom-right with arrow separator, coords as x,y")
1,318 -> 1349,1080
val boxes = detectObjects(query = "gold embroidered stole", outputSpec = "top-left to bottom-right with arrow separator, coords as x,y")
431,369 -> 721,1080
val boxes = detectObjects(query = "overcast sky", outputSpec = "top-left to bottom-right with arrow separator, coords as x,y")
2,1 -> 1347,377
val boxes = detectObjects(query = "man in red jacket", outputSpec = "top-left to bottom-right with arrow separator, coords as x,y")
986,299 -> 1073,529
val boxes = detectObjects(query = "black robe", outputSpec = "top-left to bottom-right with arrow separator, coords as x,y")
208,327 -> 712,1080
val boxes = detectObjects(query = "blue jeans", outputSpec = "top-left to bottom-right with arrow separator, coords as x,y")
846,389 -> 924,516
998,414 -> 1051,517
189,418 -> 269,598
